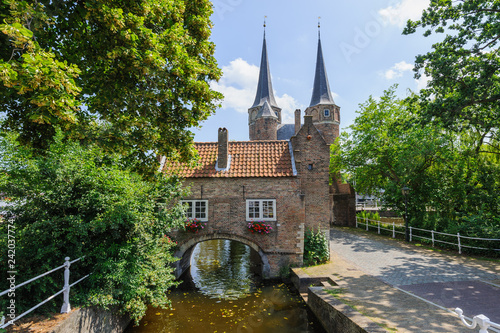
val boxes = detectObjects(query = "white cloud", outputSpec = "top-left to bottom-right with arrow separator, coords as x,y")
382,60 -> 431,91
218,58 -> 259,89
415,72 -> 430,91
210,58 -> 259,113
276,94 -> 303,124
379,0 -> 430,28
211,58 -> 303,122
384,69 -> 398,80
383,61 -> 414,80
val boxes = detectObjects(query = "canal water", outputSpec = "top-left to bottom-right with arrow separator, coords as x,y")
125,239 -> 326,333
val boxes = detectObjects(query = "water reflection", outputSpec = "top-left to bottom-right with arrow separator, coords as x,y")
125,239 -> 325,333
126,283 -> 322,333
191,239 -> 259,300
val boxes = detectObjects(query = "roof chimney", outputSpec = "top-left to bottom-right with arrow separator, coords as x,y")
295,109 -> 301,135
217,128 -> 229,170
304,115 -> 313,127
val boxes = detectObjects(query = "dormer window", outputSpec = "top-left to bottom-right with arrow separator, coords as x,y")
324,109 -> 330,117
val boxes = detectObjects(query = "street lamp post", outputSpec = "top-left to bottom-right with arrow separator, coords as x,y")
402,186 -> 410,242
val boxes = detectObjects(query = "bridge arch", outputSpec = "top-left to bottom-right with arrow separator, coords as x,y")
173,232 -> 271,279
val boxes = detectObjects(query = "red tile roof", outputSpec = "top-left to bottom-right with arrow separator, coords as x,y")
163,141 -> 295,178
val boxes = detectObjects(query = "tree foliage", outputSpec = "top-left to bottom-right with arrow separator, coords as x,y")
0,0 -> 222,175
333,86 -> 448,219
333,86 -> 500,240
395,0 -> 500,244
0,130 -> 187,323
403,0 -> 500,141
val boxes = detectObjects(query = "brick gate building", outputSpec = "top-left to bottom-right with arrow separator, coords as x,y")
163,30 -> 355,278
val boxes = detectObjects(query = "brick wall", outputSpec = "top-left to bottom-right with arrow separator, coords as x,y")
250,117 -> 278,140
330,178 -> 356,227
304,104 -> 341,145
169,114 -> 350,277
291,115 -> 331,234
314,122 -> 339,145
173,176 -> 306,276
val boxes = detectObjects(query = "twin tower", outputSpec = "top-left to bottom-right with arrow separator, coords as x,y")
248,30 -> 341,144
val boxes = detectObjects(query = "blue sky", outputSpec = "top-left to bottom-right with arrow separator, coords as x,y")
191,0 -> 434,142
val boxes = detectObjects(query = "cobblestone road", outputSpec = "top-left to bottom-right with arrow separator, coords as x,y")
330,228 -> 500,323
330,228 -> 499,286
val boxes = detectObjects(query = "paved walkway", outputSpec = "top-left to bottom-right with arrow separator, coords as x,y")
330,228 -> 499,287
299,227 -> 500,332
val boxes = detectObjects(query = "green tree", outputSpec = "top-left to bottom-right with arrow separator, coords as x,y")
400,0 -> 500,247
332,86 -> 449,221
0,0 -> 222,174
0,130 -> 187,323
334,86 -> 500,243
430,129 -> 500,231
403,0 -> 500,144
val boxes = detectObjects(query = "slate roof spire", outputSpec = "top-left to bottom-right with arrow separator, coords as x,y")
257,100 -> 278,119
309,21 -> 335,107
251,20 -> 279,109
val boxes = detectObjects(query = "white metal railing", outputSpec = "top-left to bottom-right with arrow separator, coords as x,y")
355,201 -> 382,210
0,257 -> 89,329
355,217 -> 500,254
455,308 -> 500,333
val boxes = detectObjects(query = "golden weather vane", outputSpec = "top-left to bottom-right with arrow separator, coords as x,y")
318,16 -> 321,37
263,15 -> 267,36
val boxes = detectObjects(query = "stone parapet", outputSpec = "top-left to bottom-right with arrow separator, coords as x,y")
50,307 -> 130,333
307,287 -> 386,333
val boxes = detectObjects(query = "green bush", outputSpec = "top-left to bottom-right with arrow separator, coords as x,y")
356,211 -> 381,222
304,227 -> 329,266
0,131 -> 186,323
356,211 -> 367,220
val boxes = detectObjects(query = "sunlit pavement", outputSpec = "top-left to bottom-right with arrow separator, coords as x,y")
330,228 -> 500,323
299,227 -> 500,332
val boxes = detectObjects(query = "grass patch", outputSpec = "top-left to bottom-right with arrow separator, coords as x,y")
324,288 -> 345,296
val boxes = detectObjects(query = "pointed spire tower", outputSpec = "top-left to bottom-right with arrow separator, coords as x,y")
249,18 -> 281,141
304,19 -> 340,144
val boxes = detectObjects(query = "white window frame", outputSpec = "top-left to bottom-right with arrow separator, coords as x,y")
324,109 -> 330,117
246,199 -> 276,221
181,200 -> 208,222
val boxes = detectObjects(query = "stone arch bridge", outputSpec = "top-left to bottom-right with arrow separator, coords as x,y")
171,222 -> 305,279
